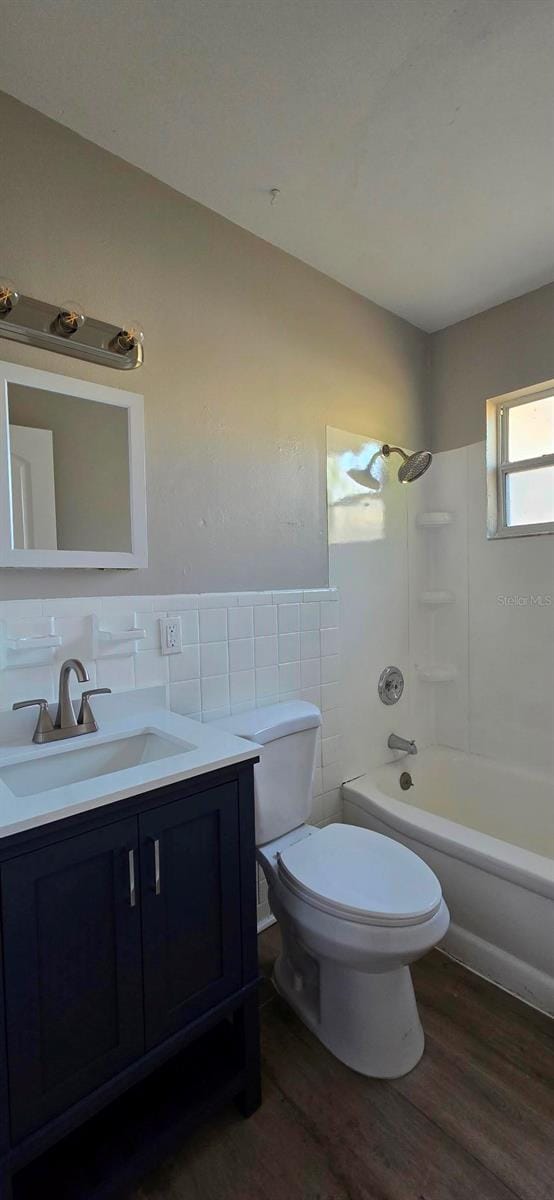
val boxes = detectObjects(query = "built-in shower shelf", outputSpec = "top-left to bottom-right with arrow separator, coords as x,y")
419,590 -> 455,606
416,665 -> 457,683
416,511 -> 453,527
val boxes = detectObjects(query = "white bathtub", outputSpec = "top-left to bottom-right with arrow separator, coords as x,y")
343,747 -> 554,1014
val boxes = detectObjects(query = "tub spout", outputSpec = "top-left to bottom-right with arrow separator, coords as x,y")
388,733 -> 417,755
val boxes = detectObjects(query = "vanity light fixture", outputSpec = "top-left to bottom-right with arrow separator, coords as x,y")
0,275 -> 143,370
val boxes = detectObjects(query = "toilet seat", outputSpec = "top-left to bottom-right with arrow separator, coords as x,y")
277,823 -> 442,927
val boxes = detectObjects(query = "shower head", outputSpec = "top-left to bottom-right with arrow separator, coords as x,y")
382,444 -> 432,483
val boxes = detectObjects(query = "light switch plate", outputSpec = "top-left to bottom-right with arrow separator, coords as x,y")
159,616 -> 183,655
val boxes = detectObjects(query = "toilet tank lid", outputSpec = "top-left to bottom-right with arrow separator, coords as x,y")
212,701 -> 321,745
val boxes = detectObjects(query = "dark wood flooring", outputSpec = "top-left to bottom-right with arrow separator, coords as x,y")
135,923 -> 554,1200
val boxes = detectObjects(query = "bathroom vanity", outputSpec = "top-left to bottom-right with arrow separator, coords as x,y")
0,700 -> 261,1198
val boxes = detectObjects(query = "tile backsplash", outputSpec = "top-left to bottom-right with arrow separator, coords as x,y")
0,587 -> 343,925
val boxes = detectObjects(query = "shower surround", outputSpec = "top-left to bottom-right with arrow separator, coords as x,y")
328,427 -> 553,1007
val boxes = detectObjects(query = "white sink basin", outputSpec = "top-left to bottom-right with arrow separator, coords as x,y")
0,731 -> 195,798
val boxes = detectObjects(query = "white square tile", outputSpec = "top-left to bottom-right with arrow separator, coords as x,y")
301,630 -> 320,659
230,670 -> 255,706
301,602 -> 320,630
321,655 -> 340,684
322,707 -> 342,737
278,604 -> 300,634
300,685 -> 321,707
238,592 -> 271,606
169,678 -> 201,715
323,764 -> 344,792
199,608 -> 228,642
278,633 -> 300,663
53,616 -> 90,662
199,592 -> 238,608
200,708 -> 228,722
321,601 -> 340,628
321,627 -> 340,657
273,590 -> 303,604
201,674 -> 230,712
169,644 -> 200,682
46,597 -> 100,617
254,605 -> 277,637
279,662 -> 301,693
301,658 -> 321,688
255,666 -> 279,697
200,641 -> 229,677
96,657 -> 135,692
134,651 -> 169,688
255,636 -> 278,667
322,734 -> 342,766
320,789 -> 342,820
0,664 -> 55,710
321,681 -> 341,710
303,589 -> 337,603
312,767 -> 323,796
229,638 -> 255,672
228,607 -> 254,640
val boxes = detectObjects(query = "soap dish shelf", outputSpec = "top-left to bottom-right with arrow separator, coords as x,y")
0,619 -> 62,670
416,665 -> 457,683
91,614 -> 147,657
416,512 -> 453,527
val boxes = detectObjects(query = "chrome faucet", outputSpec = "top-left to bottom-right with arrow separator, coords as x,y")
388,733 -> 417,756
13,659 -> 111,744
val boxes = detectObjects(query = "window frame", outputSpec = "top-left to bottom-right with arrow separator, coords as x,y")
486,381 -> 554,539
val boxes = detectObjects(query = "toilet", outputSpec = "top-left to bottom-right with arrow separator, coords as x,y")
215,700 -> 449,1078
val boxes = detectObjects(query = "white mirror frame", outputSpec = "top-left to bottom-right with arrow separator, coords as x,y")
0,361 -> 148,569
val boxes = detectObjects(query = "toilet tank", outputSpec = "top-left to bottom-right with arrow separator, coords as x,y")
213,701 -> 321,845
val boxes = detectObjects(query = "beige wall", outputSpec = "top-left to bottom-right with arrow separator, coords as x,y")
0,91 -> 427,600
428,283 -> 554,452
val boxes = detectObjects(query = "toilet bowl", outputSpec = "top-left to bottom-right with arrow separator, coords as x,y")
258,823 -> 449,1077
214,701 -> 449,1078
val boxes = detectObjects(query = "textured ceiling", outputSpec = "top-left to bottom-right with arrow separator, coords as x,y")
1,0 -> 553,330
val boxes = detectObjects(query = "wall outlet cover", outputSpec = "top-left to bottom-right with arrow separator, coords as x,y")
159,616 -> 183,655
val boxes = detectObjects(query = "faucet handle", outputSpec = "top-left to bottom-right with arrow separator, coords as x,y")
13,698 -> 55,743
77,688 -> 112,728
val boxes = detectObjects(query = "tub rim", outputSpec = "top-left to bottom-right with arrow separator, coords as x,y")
342,763 -> 554,902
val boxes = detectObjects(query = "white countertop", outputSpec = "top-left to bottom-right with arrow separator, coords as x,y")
0,688 -> 260,840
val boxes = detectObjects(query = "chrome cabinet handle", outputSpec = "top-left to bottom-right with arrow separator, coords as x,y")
128,848 -> 136,908
153,839 -> 161,895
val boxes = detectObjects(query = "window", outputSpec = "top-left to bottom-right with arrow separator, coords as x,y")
487,384 -> 554,538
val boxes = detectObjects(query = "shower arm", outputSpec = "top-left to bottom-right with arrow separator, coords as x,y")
382,444 -> 409,463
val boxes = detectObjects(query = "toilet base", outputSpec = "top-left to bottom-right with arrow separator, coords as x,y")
273,951 -> 425,1078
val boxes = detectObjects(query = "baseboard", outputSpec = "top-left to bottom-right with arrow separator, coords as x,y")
441,922 -> 554,1016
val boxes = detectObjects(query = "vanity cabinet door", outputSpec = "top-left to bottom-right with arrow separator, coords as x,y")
1,819 -> 144,1142
139,783 -> 242,1048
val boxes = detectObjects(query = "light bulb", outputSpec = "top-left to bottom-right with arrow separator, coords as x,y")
112,320 -> 144,353
57,301 -> 85,336
123,320 -> 144,348
0,278 -> 19,315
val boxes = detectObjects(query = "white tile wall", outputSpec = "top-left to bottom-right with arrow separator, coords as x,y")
0,586 -> 343,929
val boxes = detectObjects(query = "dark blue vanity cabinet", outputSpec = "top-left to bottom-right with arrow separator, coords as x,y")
0,760 -> 261,1199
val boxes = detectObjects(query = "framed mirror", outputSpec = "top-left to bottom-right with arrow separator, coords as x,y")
0,362 -> 147,568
